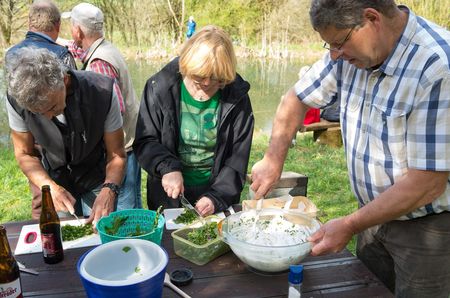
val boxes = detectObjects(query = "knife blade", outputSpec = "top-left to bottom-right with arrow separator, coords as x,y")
17,261 -> 39,275
179,193 -> 205,224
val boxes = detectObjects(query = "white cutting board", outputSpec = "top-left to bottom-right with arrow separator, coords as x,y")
163,205 -> 235,230
15,219 -> 101,255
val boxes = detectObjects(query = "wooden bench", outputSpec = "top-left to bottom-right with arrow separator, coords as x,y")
246,171 -> 308,199
300,118 -> 342,147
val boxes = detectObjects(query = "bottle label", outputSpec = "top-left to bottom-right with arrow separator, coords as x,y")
0,278 -> 22,298
41,233 -> 58,257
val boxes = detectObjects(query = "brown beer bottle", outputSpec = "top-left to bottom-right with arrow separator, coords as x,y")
0,226 -> 23,298
39,185 -> 64,264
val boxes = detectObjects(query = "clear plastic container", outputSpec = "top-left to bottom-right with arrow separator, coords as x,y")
171,216 -> 230,266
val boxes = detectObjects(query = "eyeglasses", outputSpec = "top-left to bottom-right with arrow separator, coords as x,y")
190,75 -> 223,85
323,26 -> 356,53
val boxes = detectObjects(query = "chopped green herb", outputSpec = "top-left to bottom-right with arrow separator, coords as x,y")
187,222 -> 219,245
134,266 -> 141,273
122,246 -> 131,253
174,208 -> 197,224
62,223 -> 94,241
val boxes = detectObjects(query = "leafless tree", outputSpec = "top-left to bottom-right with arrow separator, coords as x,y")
0,0 -> 29,47
166,0 -> 184,44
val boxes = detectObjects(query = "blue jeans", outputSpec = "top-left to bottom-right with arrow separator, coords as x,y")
57,183 -> 104,218
116,151 -> 142,210
57,152 -> 142,218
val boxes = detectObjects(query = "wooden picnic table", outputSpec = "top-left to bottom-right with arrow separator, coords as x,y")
3,217 -> 393,298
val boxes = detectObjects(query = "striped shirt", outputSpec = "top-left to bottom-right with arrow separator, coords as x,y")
294,7 -> 450,219
68,41 -> 124,112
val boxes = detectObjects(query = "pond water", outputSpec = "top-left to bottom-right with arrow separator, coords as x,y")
0,58 -> 307,146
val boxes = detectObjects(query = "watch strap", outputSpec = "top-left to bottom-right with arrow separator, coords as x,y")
102,182 -> 120,197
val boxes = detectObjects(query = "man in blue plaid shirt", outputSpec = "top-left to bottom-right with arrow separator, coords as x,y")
251,1 -> 450,297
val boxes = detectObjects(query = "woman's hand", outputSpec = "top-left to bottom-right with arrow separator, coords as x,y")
162,171 -> 184,199
195,196 -> 215,216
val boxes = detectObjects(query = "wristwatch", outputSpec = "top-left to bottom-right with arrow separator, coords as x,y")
102,182 -> 120,197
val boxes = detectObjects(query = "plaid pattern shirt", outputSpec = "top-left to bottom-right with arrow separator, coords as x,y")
295,7 -> 450,219
68,41 -> 124,112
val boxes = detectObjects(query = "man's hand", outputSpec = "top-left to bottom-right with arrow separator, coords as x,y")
162,171 -> 184,199
86,188 -> 116,231
308,216 -> 356,256
50,184 -> 77,214
250,157 -> 282,200
195,197 -> 215,216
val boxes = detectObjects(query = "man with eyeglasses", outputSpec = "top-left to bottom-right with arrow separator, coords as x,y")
5,47 -> 126,230
251,1 -> 450,297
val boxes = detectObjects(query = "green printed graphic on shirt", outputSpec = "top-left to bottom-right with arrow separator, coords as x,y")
179,82 -> 220,186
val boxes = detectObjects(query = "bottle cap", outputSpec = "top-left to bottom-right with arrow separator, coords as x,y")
288,264 -> 304,284
170,268 -> 193,286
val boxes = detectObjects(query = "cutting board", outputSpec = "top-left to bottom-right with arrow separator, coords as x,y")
163,205 -> 235,230
15,219 -> 101,256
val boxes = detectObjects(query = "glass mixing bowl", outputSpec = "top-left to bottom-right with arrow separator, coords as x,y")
219,208 -> 321,273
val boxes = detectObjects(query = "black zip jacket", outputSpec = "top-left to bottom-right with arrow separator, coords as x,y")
133,58 -> 254,212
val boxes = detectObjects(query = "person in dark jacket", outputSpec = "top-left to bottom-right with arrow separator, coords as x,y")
5,0 -> 77,219
134,25 -> 254,216
7,0 -> 76,68
5,47 -> 126,228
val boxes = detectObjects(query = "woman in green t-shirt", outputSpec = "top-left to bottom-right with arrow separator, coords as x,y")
134,25 -> 254,216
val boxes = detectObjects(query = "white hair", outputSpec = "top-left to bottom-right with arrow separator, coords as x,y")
72,18 -> 103,38
6,47 -> 66,111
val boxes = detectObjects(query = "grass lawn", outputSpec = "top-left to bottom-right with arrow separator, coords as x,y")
0,132 -> 358,253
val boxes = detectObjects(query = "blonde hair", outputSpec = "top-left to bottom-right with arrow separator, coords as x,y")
179,25 -> 236,85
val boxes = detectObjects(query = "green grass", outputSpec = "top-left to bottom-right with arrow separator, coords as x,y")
0,145 -> 32,222
0,132 -> 357,253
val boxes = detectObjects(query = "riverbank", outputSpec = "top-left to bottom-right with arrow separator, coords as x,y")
122,42 -> 325,62
0,42 -> 324,70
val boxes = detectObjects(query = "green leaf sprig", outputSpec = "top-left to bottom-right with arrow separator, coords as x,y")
153,206 -> 163,229
104,216 -> 129,236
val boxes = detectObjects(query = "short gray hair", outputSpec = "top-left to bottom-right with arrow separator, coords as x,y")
72,18 -> 104,39
6,47 -> 66,111
309,0 -> 398,30
29,0 -> 61,32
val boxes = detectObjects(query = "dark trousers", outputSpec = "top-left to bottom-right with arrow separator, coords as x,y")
356,211 -> 450,298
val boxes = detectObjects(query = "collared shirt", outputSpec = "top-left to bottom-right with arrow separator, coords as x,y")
67,41 -> 124,112
16,31 -> 77,69
294,7 -> 450,219
7,88 -> 122,133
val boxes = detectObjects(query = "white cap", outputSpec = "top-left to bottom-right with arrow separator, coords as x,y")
61,3 -> 103,31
